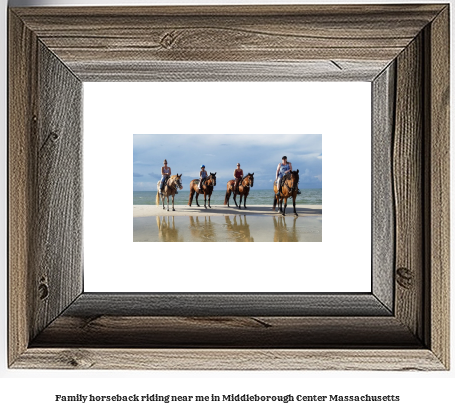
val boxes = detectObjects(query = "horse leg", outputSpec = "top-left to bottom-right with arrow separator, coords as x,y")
166,196 -> 170,211
208,193 -> 212,208
162,194 -> 165,210
233,193 -> 238,208
282,198 -> 287,216
244,195 -> 247,209
293,194 -> 298,216
196,192 -> 200,207
204,193 -> 207,209
172,194 -> 175,211
224,189 -> 231,207
238,194 -> 242,209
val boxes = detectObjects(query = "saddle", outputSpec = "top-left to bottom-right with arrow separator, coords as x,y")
275,172 -> 291,195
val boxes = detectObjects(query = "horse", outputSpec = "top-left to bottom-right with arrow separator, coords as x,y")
155,174 -> 183,211
272,169 -> 299,216
224,173 -> 254,209
188,172 -> 217,208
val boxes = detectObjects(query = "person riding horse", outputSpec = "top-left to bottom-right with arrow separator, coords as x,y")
159,159 -> 171,194
233,163 -> 243,195
276,156 -> 301,195
198,165 -> 207,190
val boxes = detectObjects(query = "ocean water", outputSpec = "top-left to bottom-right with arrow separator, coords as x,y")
133,189 -> 322,206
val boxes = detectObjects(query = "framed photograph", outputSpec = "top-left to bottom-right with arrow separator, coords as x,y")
9,4 -> 449,370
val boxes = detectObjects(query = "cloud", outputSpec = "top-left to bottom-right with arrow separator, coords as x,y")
133,134 -> 322,190
148,172 -> 161,180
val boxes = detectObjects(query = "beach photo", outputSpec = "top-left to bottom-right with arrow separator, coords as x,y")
133,134 -> 322,242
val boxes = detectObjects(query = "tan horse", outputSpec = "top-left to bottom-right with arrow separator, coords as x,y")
188,172 -> 217,208
272,169 -> 299,216
224,173 -> 254,209
156,174 -> 183,211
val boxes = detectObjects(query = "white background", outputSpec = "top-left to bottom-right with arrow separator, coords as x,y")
84,82 -> 371,292
1,0 -> 454,414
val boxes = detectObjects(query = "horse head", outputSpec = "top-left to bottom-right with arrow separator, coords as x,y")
243,173 -> 254,188
290,170 -> 299,191
170,174 -> 183,190
176,173 -> 183,189
209,172 -> 217,186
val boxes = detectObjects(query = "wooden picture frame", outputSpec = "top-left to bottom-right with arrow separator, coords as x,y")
8,4 -> 449,370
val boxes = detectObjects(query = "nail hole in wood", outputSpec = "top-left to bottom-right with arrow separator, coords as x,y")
396,267 -> 414,289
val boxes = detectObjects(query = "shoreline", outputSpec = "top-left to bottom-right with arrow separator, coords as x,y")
133,204 -> 322,217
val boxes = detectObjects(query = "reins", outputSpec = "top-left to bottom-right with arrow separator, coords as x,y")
167,176 -> 181,193
242,174 -> 253,188
202,174 -> 215,189
282,172 -> 298,194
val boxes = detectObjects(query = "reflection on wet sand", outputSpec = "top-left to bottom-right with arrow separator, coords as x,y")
133,214 -> 322,242
224,215 -> 254,242
273,216 -> 299,242
188,216 -> 217,242
156,216 -> 183,242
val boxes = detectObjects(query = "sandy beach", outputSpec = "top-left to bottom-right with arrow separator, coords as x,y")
133,204 -> 322,218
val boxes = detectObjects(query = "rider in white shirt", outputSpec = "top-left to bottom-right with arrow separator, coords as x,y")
160,159 -> 171,194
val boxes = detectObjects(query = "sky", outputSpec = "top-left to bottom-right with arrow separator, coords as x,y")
133,134 -> 322,191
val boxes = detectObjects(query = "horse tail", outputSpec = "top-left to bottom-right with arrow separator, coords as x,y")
188,187 -> 194,206
224,189 -> 230,205
156,191 -> 160,205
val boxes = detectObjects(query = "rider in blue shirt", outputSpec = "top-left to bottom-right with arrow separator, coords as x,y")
199,165 -> 207,190
275,156 -> 301,195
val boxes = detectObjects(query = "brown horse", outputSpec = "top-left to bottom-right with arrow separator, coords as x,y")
156,174 -> 182,211
272,169 -> 299,216
188,172 -> 217,208
224,173 -> 254,209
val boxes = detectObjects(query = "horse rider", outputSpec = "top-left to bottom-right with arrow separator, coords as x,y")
160,159 -> 171,194
276,156 -> 301,195
233,163 -> 243,195
198,165 -> 207,190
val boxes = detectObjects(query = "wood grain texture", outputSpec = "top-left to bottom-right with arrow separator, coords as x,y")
11,5 -> 444,81
32,42 -> 83,339
66,293 -> 391,317
425,6 -> 450,368
71,60 -> 388,82
31,316 -> 421,348
8,11 -> 38,366
393,34 -> 424,340
13,349 -> 445,371
372,63 -> 395,312
8,4 -> 450,370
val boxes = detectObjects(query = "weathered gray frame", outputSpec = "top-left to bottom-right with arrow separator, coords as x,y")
8,4 -> 449,370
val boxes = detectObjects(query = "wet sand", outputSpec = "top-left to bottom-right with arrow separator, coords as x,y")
133,204 -> 322,242
133,204 -> 322,218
